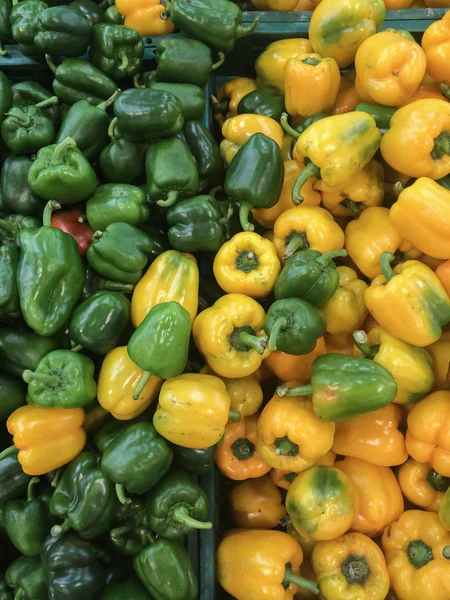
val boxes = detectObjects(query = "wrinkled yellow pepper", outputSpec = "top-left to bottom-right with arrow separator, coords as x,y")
255,38 -> 314,92
321,267 -> 368,336
422,11 -> 450,86
398,458 -> 449,512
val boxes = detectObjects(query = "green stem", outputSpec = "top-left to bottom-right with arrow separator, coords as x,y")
238,202 -> 254,232
352,331 -> 378,360
292,163 -> 321,205
235,18 -> 259,39
43,200 -> 61,227
432,131 -> 450,160
0,446 -> 17,461
393,182 -> 404,197
212,52 -> 225,71
133,74 -> 145,89
108,117 -> 118,139
231,437 -> 255,460
45,54 -> 57,73
284,234 -> 307,259
97,89 -> 121,111
93,231 -> 103,240
380,252 -> 396,283
283,564 -> 320,595
22,369 -> 59,387
228,409 -> 241,422
98,280 -> 135,293
133,371 -> 152,400
51,468 -> 62,488
277,384 -> 313,398
157,190 -> 179,208
236,251 -> 258,272
71,344 -> 82,353
14,591 -> 25,600
440,83 -> 450,100
341,555 -> 370,585
234,330 -> 267,355
51,520 -> 71,537
281,112 -> 300,139
407,540 -> 433,569
110,524 -> 132,539
172,506 -> 212,530
341,198 -> 362,216
115,483 -> 130,505
27,477 -> 39,502
210,95 -> 229,114
35,95 -> 59,109
218,203 -> 233,224
0,218 -> 17,234
302,56 -> 321,66
443,545 -> 450,559
268,317 -> 287,352
275,436 -> 298,457
427,469 -> 450,492
5,108 -> 31,126
117,49 -> 129,72
51,137 -> 77,165
318,249 -> 347,264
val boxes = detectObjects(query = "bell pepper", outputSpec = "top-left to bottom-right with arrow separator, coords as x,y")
330,71 -> 362,115
81,265 -> 135,299
0,328 -> 59,379
1,97 -> 56,155
285,53 -> 340,118
312,532 -> 390,600
10,0 -> 48,57
277,353 -> 397,422
89,23 -> 143,81
325,332 -> 356,356
5,405 -> 86,475
193,294 -> 268,378
256,392 -> 335,472
353,327 -> 434,405
439,486 -> 450,530
398,458 -> 449,512
34,6 -> 91,56
5,556 -> 46,600
173,444 -> 217,474
271,452 -> 336,493
231,475 -> 286,529
17,206 -> 85,337
427,331 -> 450,390
287,465 -> 358,541
146,137 -> 199,207
332,404 -> 408,467
0,73 -> 11,127
0,215 -> 41,249
86,184 -> 149,232
47,56 -> 118,105
264,337 -> 327,384
41,533 -> 106,600
309,0 -> 386,68
115,0 -> 174,36
113,88 -> 183,142
201,367 -> 263,420
318,159 -> 384,217
0,449 -> 30,503
365,253 -> 450,347
255,38 -> 313,93
213,77 -> 257,126
3,477 -> 53,556
0,375 -> 26,422
0,246 -> 20,320
131,250 -> 198,327
436,260 -> 450,299
288,112 -> 381,204
51,207 -> 93,256
134,539 -> 198,600
183,120 -> 224,189
221,114 -> 284,166
237,87 -> 285,122
156,36 -> 224,88
354,102 -> 396,134
69,0 -> 105,25
422,11 -> 450,86
148,82 -> 205,121
1,156 -> 44,216
382,510 -> 450,600
0,576 -> 12,600
102,578 -> 150,599
108,497 -> 151,557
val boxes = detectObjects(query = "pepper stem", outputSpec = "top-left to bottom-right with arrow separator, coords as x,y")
236,251 -> 258,272
341,198 -> 362,216
283,563 -> 320,595
235,18 -> 259,39
71,344 -> 82,353
51,137 -> 77,166
284,234 -> 308,259
5,108 -> 31,126
133,73 -> 145,88
228,409 -> 241,422
317,249 -> 347,264
268,317 -> 288,352
43,200 -> 61,227
51,520 -> 71,537
432,131 -> 450,160
380,252 -> 396,283
22,369 -> 60,387
27,477 -> 39,502
15,591 -> 26,600
110,524 -> 132,539
393,182 -> 404,197
234,330 -> 267,355
35,96 -> 59,109
341,555 -> 370,585
115,483 -> 130,505
133,371 -> 152,400
281,113 -> 300,139
98,280 -> 135,293
440,83 -> 450,100
443,546 -> 450,559
352,331 -> 379,360
275,436 -> 298,456
238,202 -> 254,231
51,468 -> 62,488
97,89 -> 121,111
426,469 -> 450,492
0,218 -> 17,234
292,163 -> 321,205
277,384 -> 313,397
157,190 -> 179,208
45,54 -> 57,73
117,49 -> 129,72
212,52 -> 225,70
406,540 -> 433,569
231,437 -> 255,460
108,117 -> 118,139
302,56 -> 321,66
172,506 -> 212,530
0,446 -> 17,461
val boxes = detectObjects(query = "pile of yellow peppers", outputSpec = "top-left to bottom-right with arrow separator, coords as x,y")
257,0 -> 450,11
212,5 -> 450,600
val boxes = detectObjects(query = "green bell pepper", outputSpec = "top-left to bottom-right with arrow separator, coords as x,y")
167,194 -> 230,252
113,88 -> 184,142
87,222 -> 153,284
1,156 -> 45,216
149,82 -> 205,121
146,137 -> 199,207
127,301 -> 191,399
12,81 -> 60,127
50,452 -> 117,540
166,0 -> 258,53
22,349 -> 97,408
134,539 -> 198,600
104,4 -> 124,23
108,497 -> 151,557
237,87 -> 285,121
34,6 -> 91,56
224,132 -> 284,231
134,69 -> 160,88
183,119 -> 224,190
0,72 -> 12,124
1,97 -> 57,155
0,449 -> 30,503
0,328 -> 59,378
81,265 -> 135,300
102,577 -> 150,599
155,35 -> 224,86
69,290 -> 130,354
354,103 -> 396,135
47,56 -> 118,105
41,533 -> 106,600
0,374 -> 26,421
99,120 -> 146,184
70,0 -> 105,25
145,467 -> 211,540
274,249 -> 348,306
101,422 -> 173,500
0,573 -> 12,600
0,0 -> 12,56
28,137 -> 97,203
0,246 -> 20,320
3,477 -> 54,556
0,215 -> 41,248
94,417 -> 131,453
173,444 -> 217,473
277,353 -> 398,422
89,23 -> 144,81
86,184 -> 149,231
5,556 -> 46,600
10,0 -> 48,57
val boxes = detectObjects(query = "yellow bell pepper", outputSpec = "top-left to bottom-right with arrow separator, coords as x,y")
263,337 -> 327,383
153,373 -> 230,449
336,456 -> 404,537
255,38 -> 314,93
312,532 -> 390,600
381,99 -> 450,179
252,0 -> 298,8
221,114 -> 284,165
355,31 -> 427,106
115,0 -> 174,35
131,250 -> 198,327
284,53 -> 340,118
193,293 -> 268,378
364,256 -> 450,347
320,267 -> 368,336
439,485 -> 450,530
427,331 -> 450,390
345,207 -> 421,280
330,72 -> 362,115
309,0 -> 386,68
213,232 -> 281,298
318,159 -> 384,217
256,388 -> 335,473
382,510 -> 450,600
6,405 -> 86,476
273,206 -> 345,261
353,327 -> 434,405
436,259 -> 450,297
286,465 -> 358,541
332,404 -> 408,467
97,346 -> 162,420
271,451 -> 336,493
230,475 -> 287,529
406,391 -> 450,477
422,12 -> 450,86
213,77 -> 257,126
253,160 -> 321,229
384,0 -> 413,5
287,523 -> 318,561
398,458 -> 449,512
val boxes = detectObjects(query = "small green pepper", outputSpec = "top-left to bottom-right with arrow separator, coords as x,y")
89,23 -> 144,81
10,0 -> 48,57
1,156 -> 45,216
104,4 -> 124,23
5,556 -> 46,600
183,119 -> 224,190
238,87 -> 285,121
86,184 -> 149,231
34,6 -> 91,57
0,374 -> 26,422
1,97 -> 57,155
0,246 -> 20,319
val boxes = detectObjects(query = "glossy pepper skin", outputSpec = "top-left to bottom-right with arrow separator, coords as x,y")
5,556 -> 46,600
398,458 -> 449,512
0,375 -> 26,422
0,215 -> 41,249
0,246 -> 20,319
34,6 -> 91,57
107,496 -> 151,557
231,475 -> 286,529
102,578 -> 150,599
221,114 -> 284,165
183,120 -> 224,189
0,328 -> 58,379
213,77 -> 257,125
0,449 -> 30,503
51,207 -> 93,256
6,405 -> 86,475
382,510 -> 450,600
149,82 -> 205,121
365,255 -> 450,347
422,11 -> 450,86
173,444 -> 217,474
427,331 -> 450,390
309,0 -> 386,68
256,392 -> 335,473
1,100 -> 56,155
69,0 -> 105,25
100,121 -> 146,186
154,373 -> 230,449
86,184 -> 149,231
115,0 -> 174,35
237,87 -> 285,121
1,156 -> 44,216
312,532 -> 390,600
255,38 -> 313,93
89,23 -> 144,81
277,354 -> 397,423
10,0 -> 48,57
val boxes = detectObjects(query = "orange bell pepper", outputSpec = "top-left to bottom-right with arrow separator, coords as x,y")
230,475 -> 287,529
436,259 -> 450,297
422,12 -> 450,86
427,331 -> 450,390
263,337 -> 327,383
397,458 -> 449,512
397,80 -> 449,107
330,73 -> 362,115
115,0 -> 175,36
